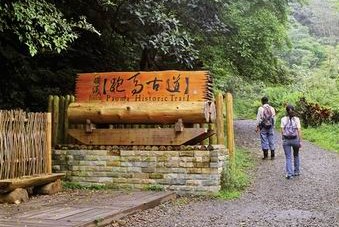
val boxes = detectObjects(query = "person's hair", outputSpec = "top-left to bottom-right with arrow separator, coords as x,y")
261,96 -> 268,104
286,104 -> 295,119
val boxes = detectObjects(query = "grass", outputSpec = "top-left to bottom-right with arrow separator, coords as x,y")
63,181 -> 166,191
62,181 -> 111,190
145,184 -> 164,191
302,124 -> 339,152
217,148 -> 254,200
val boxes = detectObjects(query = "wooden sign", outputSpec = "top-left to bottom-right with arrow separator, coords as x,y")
75,70 -> 213,103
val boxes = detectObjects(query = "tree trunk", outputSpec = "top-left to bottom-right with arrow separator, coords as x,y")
68,101 -> 215,124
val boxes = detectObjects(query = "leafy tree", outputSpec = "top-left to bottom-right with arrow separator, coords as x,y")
0,0 -> 99,56
201,0 -> 293,91
0,0 -> 296,111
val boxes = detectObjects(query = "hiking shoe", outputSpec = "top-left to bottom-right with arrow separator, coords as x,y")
293,173 -> 300,176
271,156 -> 275,160
262,156 -> 268,160
286,175 -> 293,180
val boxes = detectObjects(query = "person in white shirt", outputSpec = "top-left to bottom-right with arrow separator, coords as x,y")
281,104 -> 302,179
256,96 -> 276,159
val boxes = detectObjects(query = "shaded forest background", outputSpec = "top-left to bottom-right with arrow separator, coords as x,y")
0,0 -> 338,118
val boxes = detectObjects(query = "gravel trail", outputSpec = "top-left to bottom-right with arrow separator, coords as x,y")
117,120 -> 339,227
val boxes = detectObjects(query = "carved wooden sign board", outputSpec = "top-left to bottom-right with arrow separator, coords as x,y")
75,70 -> 213,103
68,70 -> 215,146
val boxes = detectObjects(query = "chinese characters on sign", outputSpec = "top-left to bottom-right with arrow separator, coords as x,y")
76,71 -> 210,102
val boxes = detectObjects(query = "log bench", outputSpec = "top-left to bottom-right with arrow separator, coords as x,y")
0,173 -> 65,204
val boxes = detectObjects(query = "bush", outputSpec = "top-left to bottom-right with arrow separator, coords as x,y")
218,148 -> 253,199
331,109 -> 339,124
296,97 -> 332,128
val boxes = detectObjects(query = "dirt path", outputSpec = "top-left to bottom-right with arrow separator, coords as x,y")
119,120 -> 339,227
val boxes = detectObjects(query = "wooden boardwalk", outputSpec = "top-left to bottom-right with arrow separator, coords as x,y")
0,191 -> 175,227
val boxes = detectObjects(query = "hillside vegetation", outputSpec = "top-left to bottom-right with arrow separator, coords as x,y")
232,0 -> 338,151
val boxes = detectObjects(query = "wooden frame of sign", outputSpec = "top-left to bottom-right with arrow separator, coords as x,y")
68,70 -> 215,145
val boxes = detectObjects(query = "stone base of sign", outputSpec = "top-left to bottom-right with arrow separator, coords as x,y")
52,145 -> 227,195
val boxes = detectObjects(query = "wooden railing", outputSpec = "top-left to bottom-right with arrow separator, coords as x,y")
0,110 -> 52,180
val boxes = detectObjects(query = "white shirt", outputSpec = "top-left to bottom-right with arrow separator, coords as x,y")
280,116 -> 301,129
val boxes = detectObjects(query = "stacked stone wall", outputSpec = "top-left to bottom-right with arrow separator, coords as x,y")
53,145 -> 227,194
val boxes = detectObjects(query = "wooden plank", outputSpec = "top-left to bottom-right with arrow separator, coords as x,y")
111,191 -> 160,205
0,218 -> 79,226
183,129 -> 215,145
0,191 -> 176,227
25,207 -> 92,220
67,208 -> 123,222
68,128 -> 208,145
18,206 -> 66,218
75,70 -> 213,103
82,192 -> 176,227
0,173 -> 65,193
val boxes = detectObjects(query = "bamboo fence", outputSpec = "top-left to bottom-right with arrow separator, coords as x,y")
0,110 -> 52,180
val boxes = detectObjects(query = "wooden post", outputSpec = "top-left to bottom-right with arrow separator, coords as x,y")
70,95 -> 75,102
52,96 -> 59,147
58,96 -> 65,144
47,95 -> 53,113
208,123 -> 217,145
199,123 -> 208,145
69,95 -> 76,130
64,95 -> 70,144
46,113 -> 52,174
225,93 -> 235,165
215,92 -> 225,145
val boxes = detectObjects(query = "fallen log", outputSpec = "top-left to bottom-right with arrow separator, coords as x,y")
68,101 -> 216,124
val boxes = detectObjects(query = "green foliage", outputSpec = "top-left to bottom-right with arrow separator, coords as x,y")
218,148 -> 253,200
221,2 -> 289,83
231,80 -> 265,119
123,0 -> 199,69
62,181 -> 108,190
302,124 -> 339,152
145,184 -> 164,191
262,86 -> 301,113
0,0 -> 99,56
217,190 -> 241,200
296,97 -> 333,127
